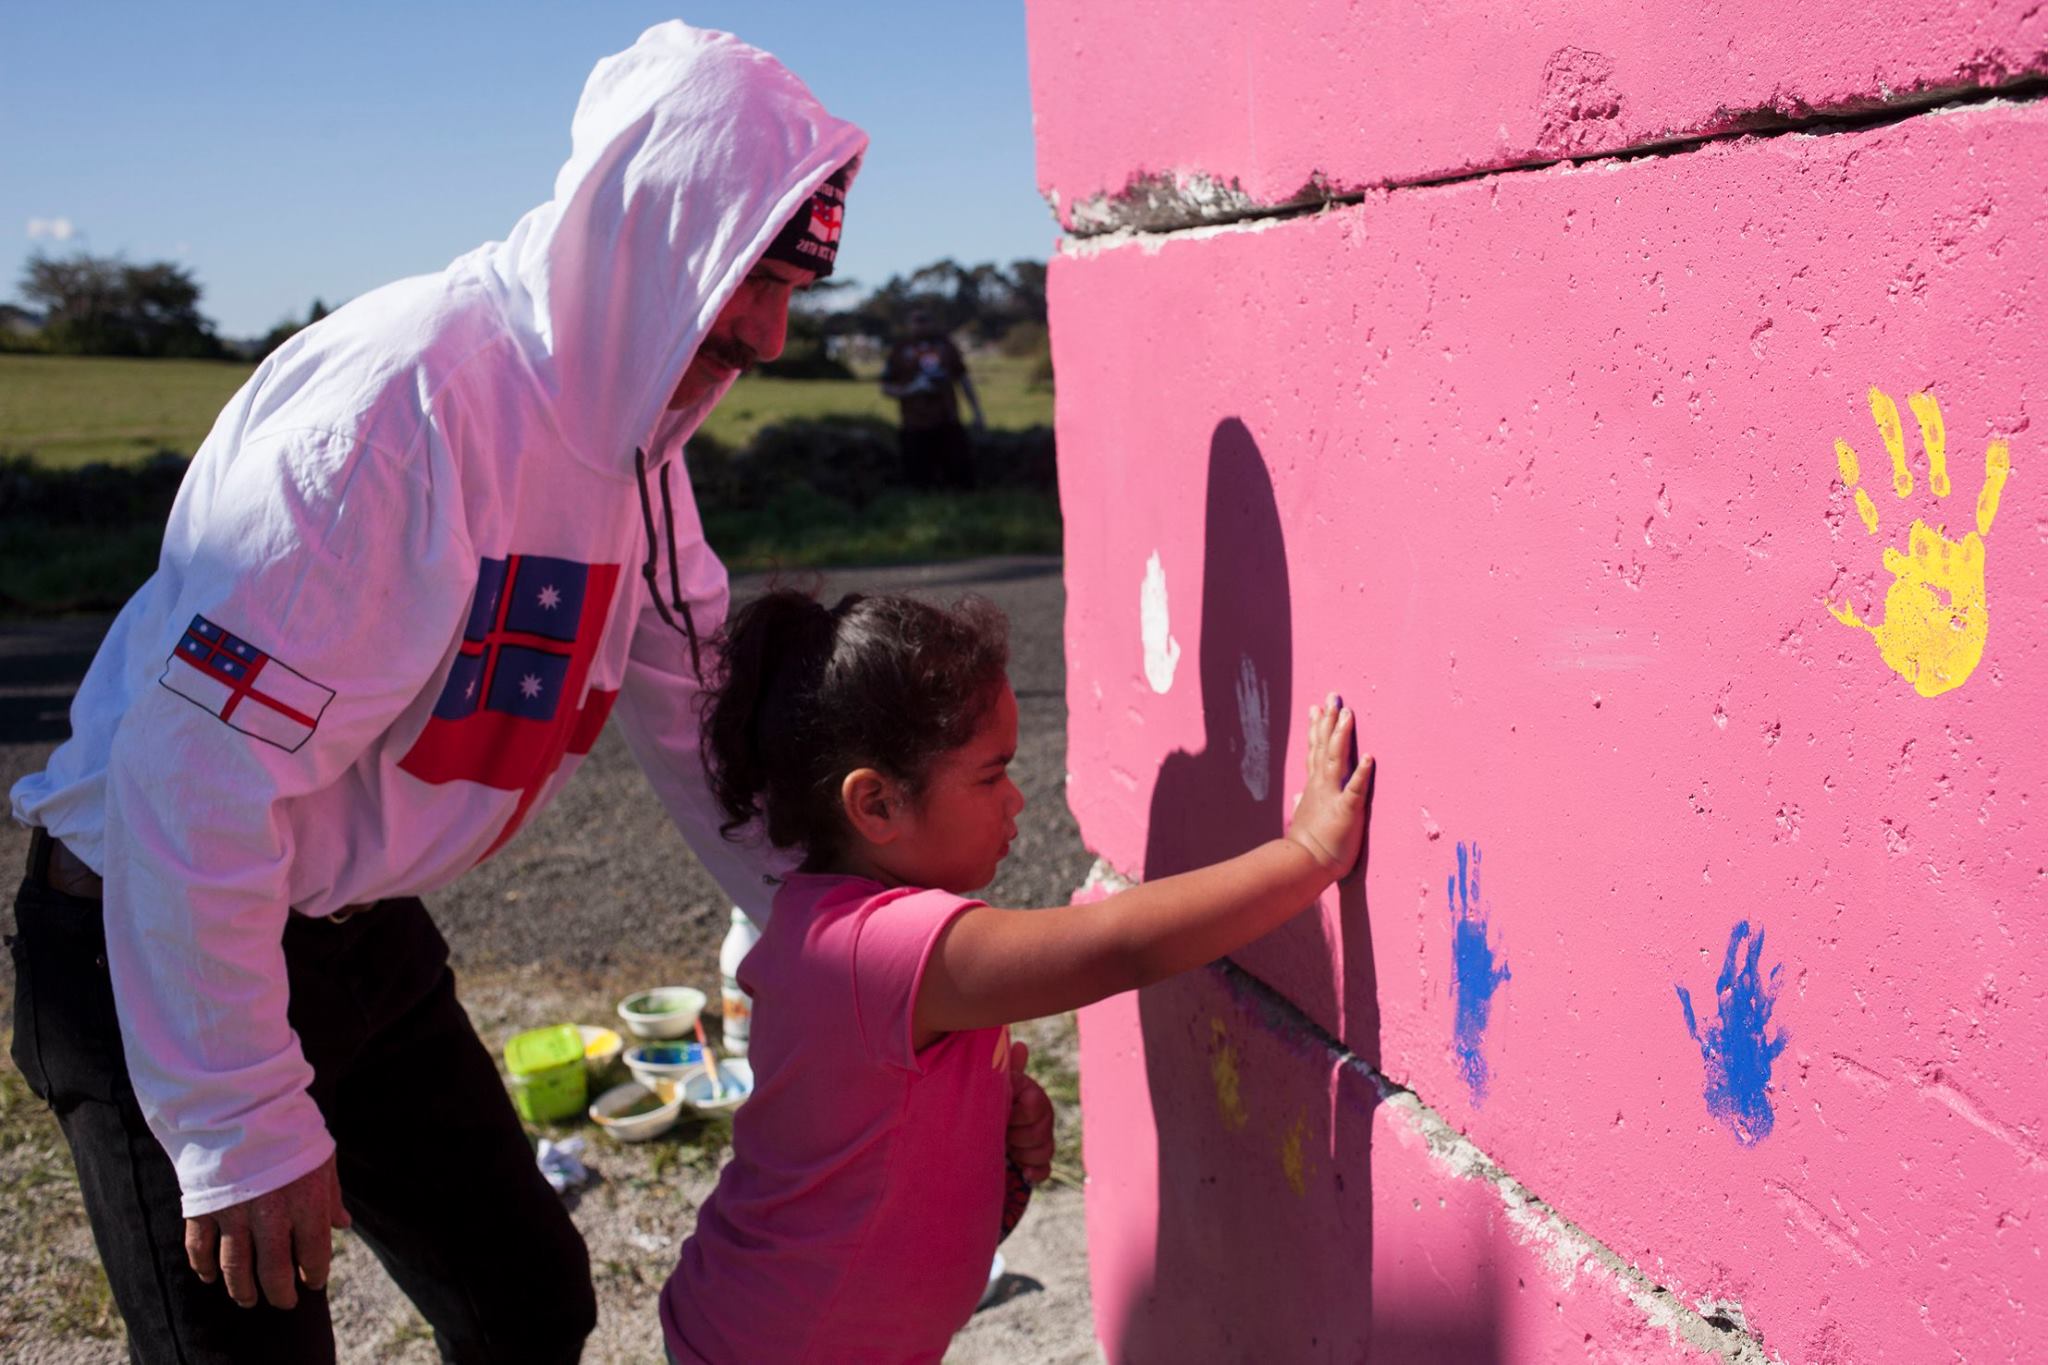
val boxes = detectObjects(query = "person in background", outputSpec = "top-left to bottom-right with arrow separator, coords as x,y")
7,23 -> 862,1363
881,308 -> 985,489
661,587 -> 1372,1363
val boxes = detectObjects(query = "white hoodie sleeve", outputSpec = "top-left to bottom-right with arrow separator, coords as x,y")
102,425 -> 472,1216
611,467 -> 786,925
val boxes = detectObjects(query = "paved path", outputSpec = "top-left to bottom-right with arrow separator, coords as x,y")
0,556 -> 1103,1364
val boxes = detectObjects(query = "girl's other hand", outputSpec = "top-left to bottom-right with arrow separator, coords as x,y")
1284,694 -> 1373,880
1004,1041 -> 1055,1185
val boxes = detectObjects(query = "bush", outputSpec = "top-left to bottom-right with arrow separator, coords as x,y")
687,416 -> 1055,512
969,426 -> 1055,491
0,451 -> 188,613
692,416 -> 902,511
754,348 -> 855,380
0,419 -> 1063,616
0,450 -> 189,527
703,489 -> 1061,571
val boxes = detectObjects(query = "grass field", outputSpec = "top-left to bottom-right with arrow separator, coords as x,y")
0,355 -> 252,467
0,352 -> 1052,467
0,349 -> 1058,614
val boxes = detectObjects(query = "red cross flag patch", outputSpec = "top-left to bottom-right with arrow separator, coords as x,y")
809,197 -> 844,248
160,616 -> 335,752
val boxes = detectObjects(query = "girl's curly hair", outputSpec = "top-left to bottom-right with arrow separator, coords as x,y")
699,588 -> 1010,868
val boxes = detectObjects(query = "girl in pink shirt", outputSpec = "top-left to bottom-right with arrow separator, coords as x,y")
661,590 -> 1371,1364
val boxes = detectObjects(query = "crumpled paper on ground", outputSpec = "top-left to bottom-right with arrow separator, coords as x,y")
536,1135 -> 592,1194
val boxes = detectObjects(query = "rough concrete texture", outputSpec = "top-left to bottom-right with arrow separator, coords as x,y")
1025,0 -> 2048,232
1073,868 -> 1780,1363
1045,90 -> 2046,1362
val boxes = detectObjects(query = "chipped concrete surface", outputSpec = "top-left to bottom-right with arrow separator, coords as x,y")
1040,39 -> 2046,1354
1030,0 -> 2048,233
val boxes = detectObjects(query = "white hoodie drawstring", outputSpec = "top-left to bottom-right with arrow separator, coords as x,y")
634,446 -> 704,680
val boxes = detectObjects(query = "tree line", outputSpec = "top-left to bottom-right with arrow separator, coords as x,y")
10,250 -> 1048,365
15,254 -> 228,359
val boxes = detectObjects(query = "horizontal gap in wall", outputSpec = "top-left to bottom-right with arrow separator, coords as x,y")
1059,72 -> 2048,246
1213,957 -> 1782,1363
1077,855 -> 1783,1362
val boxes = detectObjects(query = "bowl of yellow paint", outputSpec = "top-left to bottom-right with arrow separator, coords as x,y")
577,1025 -> 624,1081
588,1078 -> 685,1142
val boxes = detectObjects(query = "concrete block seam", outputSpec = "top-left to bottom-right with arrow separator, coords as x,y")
1053,73 -> 2048,247
1076,856 -> 1786,1364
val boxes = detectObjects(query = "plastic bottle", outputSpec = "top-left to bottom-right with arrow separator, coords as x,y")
719,905 -> 763,1056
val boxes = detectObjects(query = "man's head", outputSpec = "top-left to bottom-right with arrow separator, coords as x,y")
669,257 -> 815,410
906,308 -> 937,339
668,162 -> 852,411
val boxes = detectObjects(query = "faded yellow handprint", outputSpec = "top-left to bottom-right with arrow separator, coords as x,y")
1829,386 -> 2011,697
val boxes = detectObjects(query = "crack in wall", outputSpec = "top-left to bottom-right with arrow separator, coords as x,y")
1054,71 -> 2048,247
1077,857 -> 1785,1362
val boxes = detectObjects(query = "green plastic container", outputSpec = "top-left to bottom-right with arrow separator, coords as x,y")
504,1023 -> 588,1124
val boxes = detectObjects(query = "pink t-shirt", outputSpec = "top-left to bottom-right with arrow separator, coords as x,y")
661,874 -> 1012,1364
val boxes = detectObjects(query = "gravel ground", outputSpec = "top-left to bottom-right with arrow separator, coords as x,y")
0,556 -> 1102,1364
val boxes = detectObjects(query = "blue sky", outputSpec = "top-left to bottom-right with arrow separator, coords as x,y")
1,3 -> 1050,337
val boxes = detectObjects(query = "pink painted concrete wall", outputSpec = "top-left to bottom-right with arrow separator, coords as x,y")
1029,8 -> 2047,1360
1027,0 -> 2048,230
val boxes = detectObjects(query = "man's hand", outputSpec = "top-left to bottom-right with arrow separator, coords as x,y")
1005,1041 -> 1055,1185
185,1153 -> 351,1310
1284,694 -> 1373,879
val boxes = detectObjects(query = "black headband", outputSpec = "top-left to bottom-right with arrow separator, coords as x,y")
761,164 -> 851,279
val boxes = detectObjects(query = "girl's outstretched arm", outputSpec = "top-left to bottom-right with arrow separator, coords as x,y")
914,696 -> 1372,1045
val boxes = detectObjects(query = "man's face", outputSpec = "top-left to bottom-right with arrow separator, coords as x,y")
668,259 -> 817,410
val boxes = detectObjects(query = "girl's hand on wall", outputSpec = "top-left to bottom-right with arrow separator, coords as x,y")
1284,694 -> 1373,881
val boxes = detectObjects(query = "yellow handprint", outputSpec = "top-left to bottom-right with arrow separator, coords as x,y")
1829,387 -> 2011,697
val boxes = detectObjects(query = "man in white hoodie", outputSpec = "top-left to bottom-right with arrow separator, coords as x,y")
7,23 -> 863,1363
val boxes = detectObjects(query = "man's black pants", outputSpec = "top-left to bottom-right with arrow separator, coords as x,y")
900,422 -> 976,490
7,876 -> 597,1363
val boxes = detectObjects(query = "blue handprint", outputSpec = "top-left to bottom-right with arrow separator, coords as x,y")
1676,921 -> 1789,1146
1448,841 -> 1510,1104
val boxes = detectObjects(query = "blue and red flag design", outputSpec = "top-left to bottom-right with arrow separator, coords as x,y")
401,554 -> 621,857
160,616 -> 335,751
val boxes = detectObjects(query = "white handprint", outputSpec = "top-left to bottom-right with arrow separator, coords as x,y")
1140,551 -> 1181,694
1235,655 -> 1270,801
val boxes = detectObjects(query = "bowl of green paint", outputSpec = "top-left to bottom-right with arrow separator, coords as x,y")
616,986 -> 707,1040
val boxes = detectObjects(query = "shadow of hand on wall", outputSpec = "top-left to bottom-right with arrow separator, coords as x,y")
1124,418 -> 1377,1359
1117,419 -> 1498,1362
1139,417 -> 1331,1017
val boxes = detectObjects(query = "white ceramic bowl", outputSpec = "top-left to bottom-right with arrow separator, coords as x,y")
677,1058 -> 754,1113
623,1041 -> 708,1091
588,1079 -> 684,1142
577,1025 -> 624,1080
616,986 -> 707,1040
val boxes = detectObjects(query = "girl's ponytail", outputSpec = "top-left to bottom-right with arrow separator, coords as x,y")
699,586 -> 1009,868
701,588 -> 841,843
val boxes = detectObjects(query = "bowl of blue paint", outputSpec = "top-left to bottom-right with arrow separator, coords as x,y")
623,1041 -> 709,1090
678,1058 -> 754,1114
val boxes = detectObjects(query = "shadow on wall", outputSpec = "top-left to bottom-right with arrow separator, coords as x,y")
1121,419 -> 1499,1362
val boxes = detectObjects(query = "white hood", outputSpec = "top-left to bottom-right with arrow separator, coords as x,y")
8,21 -> 867,1221
464,20 -> 868,478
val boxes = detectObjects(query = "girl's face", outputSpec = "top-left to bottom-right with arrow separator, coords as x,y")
883,682 -> 1024,894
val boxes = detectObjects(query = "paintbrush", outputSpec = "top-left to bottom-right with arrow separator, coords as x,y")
692,1016 -> 726,1100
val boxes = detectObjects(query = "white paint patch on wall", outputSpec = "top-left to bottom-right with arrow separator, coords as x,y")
1141,550 -> 1181,693
1236,654 -> 1270,801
